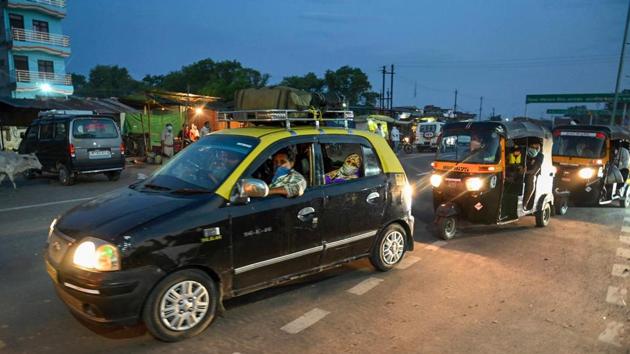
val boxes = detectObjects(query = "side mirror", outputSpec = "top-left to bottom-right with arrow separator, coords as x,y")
231,178 -> 269,204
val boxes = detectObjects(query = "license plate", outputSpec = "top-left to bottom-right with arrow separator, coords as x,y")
88,149 -> 111,159
46,260 -> 58,284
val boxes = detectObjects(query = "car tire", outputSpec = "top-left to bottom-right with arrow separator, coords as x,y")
436,216 -> 457,240
105,171 -> 121,181
58,164 -> 75,186
143,269 -> 219,342
370,224 -> 407,272
535,202 -> 551,227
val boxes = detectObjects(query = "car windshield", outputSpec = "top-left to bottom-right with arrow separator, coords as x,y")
142,135 -> 259,192
72,118 -> 119,139
419,124 -> 436,132
436,129 -> 501,164
552,131 -> 606,158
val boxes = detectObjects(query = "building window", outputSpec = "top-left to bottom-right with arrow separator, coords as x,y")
38,60 -> 54,80
13,55 -> 30,82
9,14 -> 24,29
32,20 -> 49,33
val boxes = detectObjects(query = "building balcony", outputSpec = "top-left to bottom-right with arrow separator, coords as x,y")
7,0 -> 67,18
9,70 -> 73,98
9,28 -> 71,57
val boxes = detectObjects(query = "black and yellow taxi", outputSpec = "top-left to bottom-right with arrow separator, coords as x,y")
45,110 -> 414,341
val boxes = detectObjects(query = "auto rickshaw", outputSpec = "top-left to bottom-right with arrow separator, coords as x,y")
430,121 -> 559,240
552,125 -> 630,207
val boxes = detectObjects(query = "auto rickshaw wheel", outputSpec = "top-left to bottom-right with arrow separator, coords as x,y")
436,216 -> 457,240
620,187 -> 630,208
403,144 -> 413,154
554,199 -> 568,216
535,202 -> 551,227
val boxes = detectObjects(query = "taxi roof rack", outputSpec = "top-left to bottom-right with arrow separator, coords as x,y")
218,109 -> 354,130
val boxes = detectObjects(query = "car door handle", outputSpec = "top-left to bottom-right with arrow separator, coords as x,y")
297,207 -> 316,222
366,192 -> 380,204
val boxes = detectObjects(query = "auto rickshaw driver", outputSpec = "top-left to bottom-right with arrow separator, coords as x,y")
468,133 -> 495,163
524,142 -> 543,210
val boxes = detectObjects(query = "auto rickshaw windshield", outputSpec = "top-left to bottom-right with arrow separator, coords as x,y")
142,135 -> 259,192
552,132 -> 606,158
436,129 -> 501,164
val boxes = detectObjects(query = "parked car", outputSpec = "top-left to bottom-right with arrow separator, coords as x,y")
19,110 -> 125,185
44,111 -> 415,341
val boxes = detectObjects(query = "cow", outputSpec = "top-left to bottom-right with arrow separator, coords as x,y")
0,151 -> 42,189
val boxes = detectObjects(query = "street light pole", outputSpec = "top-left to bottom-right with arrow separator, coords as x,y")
479,96 -> 483,121
610,0 -> 630,125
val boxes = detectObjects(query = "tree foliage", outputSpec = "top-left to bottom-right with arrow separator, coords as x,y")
74,65 -> 143,98
279,72 -> 325,93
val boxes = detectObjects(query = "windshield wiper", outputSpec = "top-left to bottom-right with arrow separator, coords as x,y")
170,188 -> 212,195
143,183 -> 172,191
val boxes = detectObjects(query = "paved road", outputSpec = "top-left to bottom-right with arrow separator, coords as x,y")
0,154 -> 629,353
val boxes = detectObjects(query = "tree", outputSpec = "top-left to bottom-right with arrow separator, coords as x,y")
71,73 -> 87,94
324,66 -> 375,106
75,65 -> 143,97
279,72 -> 325,93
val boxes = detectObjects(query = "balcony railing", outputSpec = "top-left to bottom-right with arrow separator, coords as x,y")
14,70 -> 72,86
27,0 -> 66,8
11,28 -> 70,47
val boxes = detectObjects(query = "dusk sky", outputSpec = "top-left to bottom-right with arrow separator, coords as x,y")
64,0 -> 627,118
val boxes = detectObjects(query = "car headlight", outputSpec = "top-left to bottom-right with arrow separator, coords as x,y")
465,177 -> 484,191
73,237 -> 121,271
578,167 -> 595,179
430,174 -> 442,188
403,137 -> 410,143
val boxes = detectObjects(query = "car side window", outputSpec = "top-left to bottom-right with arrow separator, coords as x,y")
250,143 -> 313,187
26,126 -> 38,140
362,145 -> 382,177
321,143 -> 366,184
54,123 -> 66,141
39,123 -> 54,140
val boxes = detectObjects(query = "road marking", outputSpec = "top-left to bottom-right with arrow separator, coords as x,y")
425,241 -> 447,251
611,264 -> 630,278
621,235 -> 630,245
598,321 -> 624,347
347,277 -> 383,295
417,172 -> 431,176
281,308 -> 330,334
0,197 -> 93,213
396,255 -> 421,270
617,248 -> 630,259
606,286 -> 627,306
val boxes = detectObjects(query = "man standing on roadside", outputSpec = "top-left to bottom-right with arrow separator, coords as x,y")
200,121 -> 211,137
161,123 -> 174,161
391,125 -> 401,152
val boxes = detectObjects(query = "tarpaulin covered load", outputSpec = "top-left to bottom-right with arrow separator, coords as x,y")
235,86 -> 313,110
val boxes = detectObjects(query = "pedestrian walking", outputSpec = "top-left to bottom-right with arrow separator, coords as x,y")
391,126 -> 401,152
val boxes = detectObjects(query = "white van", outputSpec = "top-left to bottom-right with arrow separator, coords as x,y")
415,122 -> 444,151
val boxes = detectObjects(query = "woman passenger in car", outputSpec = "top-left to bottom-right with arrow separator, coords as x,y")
325,153 -> 362,184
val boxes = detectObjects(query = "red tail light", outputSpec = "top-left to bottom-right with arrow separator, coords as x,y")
69,144 -> 75,158
120,143 -> 125,155
596,132 -> 606,139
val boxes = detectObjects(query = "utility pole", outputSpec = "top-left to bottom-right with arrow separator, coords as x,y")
453,89 -> 458,114
492,107 -> 496,118
479,96 -> 483,121
611,0 -> 630,125
381,66 -> 386,110
390,64 -> 395,110
414,81 -> 417,99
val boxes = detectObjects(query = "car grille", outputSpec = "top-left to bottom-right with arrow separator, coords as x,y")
48,230 -> 75,266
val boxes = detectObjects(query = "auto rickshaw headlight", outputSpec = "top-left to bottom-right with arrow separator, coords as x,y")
465,177 -> 484,191
430,174 -> 442,188
578,167 -> 595,179
73,237 -> 121,272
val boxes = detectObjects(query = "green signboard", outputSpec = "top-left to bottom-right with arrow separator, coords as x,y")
546,108 -> 608,115
527,93 -> 630,104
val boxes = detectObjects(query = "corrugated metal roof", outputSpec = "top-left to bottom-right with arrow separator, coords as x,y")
0,97 -> 139,114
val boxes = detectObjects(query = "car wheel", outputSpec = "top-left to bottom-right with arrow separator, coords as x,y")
535,202 -> 551,227
436,216 -> 457,240
58,164 -> 75,186
143,269 -> 219,342
105,171 -> 121,181
554,199 -> 568,215
370,224 -> 407,272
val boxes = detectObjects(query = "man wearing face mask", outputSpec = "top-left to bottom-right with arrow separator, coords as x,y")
268,148 -> 307,198
161,123 -> 174,160
524,142 -> 543,210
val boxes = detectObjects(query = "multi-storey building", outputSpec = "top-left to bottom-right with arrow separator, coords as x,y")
0,0 -> 73,99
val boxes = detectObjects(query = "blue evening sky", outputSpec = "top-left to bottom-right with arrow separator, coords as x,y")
64,0 -> 627,118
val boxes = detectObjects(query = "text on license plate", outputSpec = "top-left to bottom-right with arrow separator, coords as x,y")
46,260 -> 58,284
89,150 -> 111,159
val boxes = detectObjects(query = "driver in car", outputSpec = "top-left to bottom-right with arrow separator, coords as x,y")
268,148 -> 307,198
468,134 -> 495,163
